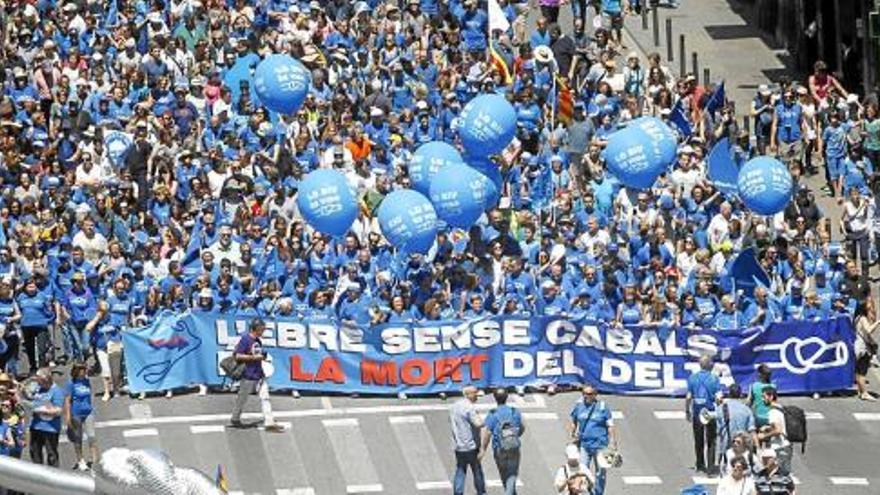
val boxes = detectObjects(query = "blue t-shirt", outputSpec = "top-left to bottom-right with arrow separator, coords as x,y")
64,378 -> 93,419
687,370 -> 721,416
30,384 -> 65,434
570,399 -> 613,451
484,404 -> 523,451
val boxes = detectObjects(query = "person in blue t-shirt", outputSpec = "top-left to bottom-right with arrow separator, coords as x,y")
569,384 -> 618,495
770,87 -> 805,166
61,271 -> 98,364
819,111 -> 848,198
0,279 -> 21,376
481,388 -> 525,495
63,363 -> 97,471
16,278 -> 54,375
28,368 -> 64,467
686,355 -> 722,474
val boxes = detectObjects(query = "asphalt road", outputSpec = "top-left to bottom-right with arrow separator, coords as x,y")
47,387 -> 878,494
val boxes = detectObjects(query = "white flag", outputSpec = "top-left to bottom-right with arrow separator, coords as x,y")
488,0 -> 510,35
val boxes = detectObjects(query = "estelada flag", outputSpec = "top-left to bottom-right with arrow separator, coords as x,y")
490,43 -> 513,85
557,78 -> 574,126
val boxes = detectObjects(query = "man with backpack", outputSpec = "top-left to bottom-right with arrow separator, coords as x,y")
482,388 -> 525,495
757,387 -> 802,476
685,355 -> 721,475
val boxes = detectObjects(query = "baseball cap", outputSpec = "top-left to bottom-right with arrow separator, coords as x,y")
760,448 -> 777,459
565,444 -> 579,460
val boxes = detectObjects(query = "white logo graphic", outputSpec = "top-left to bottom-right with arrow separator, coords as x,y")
753,336 -> 849,375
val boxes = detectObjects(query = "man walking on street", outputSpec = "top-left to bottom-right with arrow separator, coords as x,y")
230,319 -> 283,432
686,355 -> 721,474
482,388 -> 525,495
451,385 -> 486,495
569,384 -> 618,495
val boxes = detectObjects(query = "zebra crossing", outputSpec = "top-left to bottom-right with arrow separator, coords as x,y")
60,393 -> 880,494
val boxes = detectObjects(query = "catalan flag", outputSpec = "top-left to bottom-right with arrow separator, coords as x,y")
216,464 -> 229,493
488,0 -> 513,85
490,45 -> 513,85
556,78 -> 574,126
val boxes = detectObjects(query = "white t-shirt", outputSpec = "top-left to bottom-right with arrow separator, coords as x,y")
716,475 -> 757,495
767,407 -> 790,449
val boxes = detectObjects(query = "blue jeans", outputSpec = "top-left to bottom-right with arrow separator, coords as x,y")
453,449 -> 485,495
580,446 -> 606,495
62,322 -> 90,362
493,449 -> 520,495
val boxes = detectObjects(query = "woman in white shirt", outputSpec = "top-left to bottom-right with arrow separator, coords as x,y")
717,456 -> 757,495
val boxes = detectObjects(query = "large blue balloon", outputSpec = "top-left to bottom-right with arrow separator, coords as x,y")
737,156 -> 793,215
378,190 -> 438,254
254,54 -> 311,115
459,94 -> 517,156
464,154 -> 502,208
429,164 -> 493,229
604,117 -> 677,189
296,169 -> 358,236
410,142 -> 463,195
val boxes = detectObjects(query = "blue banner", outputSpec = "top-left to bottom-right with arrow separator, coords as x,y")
123,313 -> 855,396
707,137 -> 740,199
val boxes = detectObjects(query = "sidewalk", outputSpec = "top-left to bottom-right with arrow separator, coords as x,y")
622,0 -> 789,112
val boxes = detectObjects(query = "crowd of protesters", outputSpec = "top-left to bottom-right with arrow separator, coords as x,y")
0,0 -> 876,491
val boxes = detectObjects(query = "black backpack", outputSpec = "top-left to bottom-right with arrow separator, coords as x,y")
777,405 -> 808,453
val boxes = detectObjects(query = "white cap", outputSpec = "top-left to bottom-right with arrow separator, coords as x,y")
565,444 -> 580,460
847,93 -> 860,104
199,288 -> 213,298
370,107 -> 384,117
760,448 -> 777,459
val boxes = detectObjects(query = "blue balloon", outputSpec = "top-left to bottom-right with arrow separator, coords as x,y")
378,190 -> 438,254
737,156 -> 793,215
429,164 -> 493,229
459,94 -> 517,156
295,169 -> 358,236
410,142 -> 463,195
464,155 -> 502,208
604,117 -> 677,189
254,54 -> 311,115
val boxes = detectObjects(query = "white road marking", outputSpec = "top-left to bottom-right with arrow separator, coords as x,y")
653,410 -> 686,420
805,412 -> 824,420
122,428 -> 159,438
829,477 -> 869,486
388,415 -> 425,424
693,476 -> 720,485
346,484 -> 383,493
854,412 -> 880,421
612,411 -> 625,420
416,481 -> 452,490
276,489 -> 317,495
190,424 -> 225,434
623,476 -> 663,485
322,418 -> 359,427
522,412 -> 559,420
389,415 -> 449,491
321,396 -> 333,410
325,419 -> 383,494
486,479 -> 524,487
95,399 -> 546,429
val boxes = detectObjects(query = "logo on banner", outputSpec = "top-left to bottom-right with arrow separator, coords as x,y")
136,314 -> 203,384
754,336 -> 850,375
